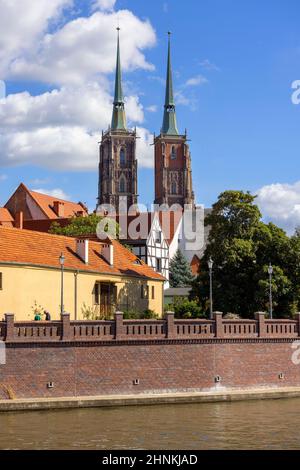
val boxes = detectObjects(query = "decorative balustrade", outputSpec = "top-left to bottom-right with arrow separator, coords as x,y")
1,311 -> 300,343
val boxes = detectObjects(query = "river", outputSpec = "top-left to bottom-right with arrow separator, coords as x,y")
1,397 -> 300,449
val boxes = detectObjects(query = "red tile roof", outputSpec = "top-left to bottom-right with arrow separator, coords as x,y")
0,226 -> 165,281
28,189 -> 88,219
0,208 -> 14,224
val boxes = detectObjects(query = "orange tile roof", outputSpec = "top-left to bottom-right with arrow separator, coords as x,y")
29,189 -> 88,219
0,208 -> 14,223
0,226 -> 164,281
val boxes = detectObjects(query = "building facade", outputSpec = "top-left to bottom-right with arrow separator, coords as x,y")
97,29 -> 138,214
0,227 -> 164,320
154,33 -> 195,209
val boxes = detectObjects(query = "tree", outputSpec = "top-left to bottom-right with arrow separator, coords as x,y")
49,213 -> 119,238
169,249 -> 194,287
190,190 -> 300,318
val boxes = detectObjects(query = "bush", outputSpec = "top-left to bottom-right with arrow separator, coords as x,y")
122,309 -> 159,319
172,299 -> 204,319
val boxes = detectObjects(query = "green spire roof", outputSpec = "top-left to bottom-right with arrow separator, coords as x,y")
111,28 -> 127,131
161,32 -> 179,135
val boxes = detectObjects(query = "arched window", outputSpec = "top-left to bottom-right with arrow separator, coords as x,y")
119,177 -> 126,193
120,148 -> 126,166
171,181 -> 177,195
161,143 -> 166,155
171,146 -> 176,160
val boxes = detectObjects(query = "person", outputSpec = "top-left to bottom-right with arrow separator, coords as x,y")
44,311 -> 51,321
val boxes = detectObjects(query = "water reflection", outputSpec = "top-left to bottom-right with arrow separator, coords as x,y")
1,398 -> 300,449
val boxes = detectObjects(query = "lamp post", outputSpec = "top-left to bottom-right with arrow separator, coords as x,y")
268,263 -> 273,319
59,253 -> 65,316
208,257 -> 214,320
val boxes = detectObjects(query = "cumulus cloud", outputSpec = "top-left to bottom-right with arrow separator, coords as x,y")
256,181 -> 300,235
146,105 -> 157,112
0,0 -> 72,76
136,127 -> 154,168
33,188 -> 70,200
0,2 -> 156,172
7,10 -> 156,85
92,0 -> 116,11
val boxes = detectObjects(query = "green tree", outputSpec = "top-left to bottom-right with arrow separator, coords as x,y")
190,190 -> 300,318
49,213 -> 119,238
169,249 -> 194,287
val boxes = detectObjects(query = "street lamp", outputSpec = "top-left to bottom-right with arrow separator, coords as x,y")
208,257 -> 214,320
268,263 -> 273,319
59,253 -> 65,316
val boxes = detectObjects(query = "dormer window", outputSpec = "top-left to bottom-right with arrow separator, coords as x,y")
171,146 -> 176,160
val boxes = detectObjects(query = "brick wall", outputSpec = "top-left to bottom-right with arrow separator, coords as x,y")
0,312 -> 300,399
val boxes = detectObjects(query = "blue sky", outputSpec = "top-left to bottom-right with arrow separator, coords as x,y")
0,0 -> 300,232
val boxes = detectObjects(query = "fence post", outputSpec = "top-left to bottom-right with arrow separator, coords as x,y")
255,312 -> 266,338
115,311 -> 124,340
5,314 -> 14,341
61,313 -> 71,341
165,311 -> 175,339
296,313 -> 300,337
214,312 -> 224,338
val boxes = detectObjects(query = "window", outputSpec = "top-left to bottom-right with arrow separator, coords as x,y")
152,286 -> 155,300
171,181 -> 177,195
141,285 -> 149,299
155,230 -> 161,243
120,148 -> 126,166
119,177 -> 126,193
156,258 -> 161,273
94,282 -> 100,305
171,146 -> 176,160
0,273 -> 2,290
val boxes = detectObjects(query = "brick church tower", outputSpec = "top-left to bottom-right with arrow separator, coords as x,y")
97,29 -> 138,214
154,33 -> 195,209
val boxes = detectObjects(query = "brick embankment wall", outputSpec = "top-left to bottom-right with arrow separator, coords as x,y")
0,312 -> 300,399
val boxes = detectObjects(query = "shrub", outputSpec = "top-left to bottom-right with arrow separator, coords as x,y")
173,299 -> 204,319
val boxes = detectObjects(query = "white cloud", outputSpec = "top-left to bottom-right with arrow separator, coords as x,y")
32,188 -> 70,200
256,181 -> 300,234
185,75 -> 208,87
0,0 -> 72,76
199,59 -> 219,71
93,0 -> 116,11
7,10 -> 156,85
0,3 -> 156,172
146,105 -> 157,113
136,127 -> 154,168
0,174 -> 7,181
0,83 -> 150,170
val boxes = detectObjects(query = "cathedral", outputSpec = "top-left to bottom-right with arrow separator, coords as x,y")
97,30 -> 195,213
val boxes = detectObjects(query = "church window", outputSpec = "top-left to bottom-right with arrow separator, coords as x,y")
171,181 -> 177,195
171,146 -> 176,160
119,177 -> 126,193
120,148 -> 126,166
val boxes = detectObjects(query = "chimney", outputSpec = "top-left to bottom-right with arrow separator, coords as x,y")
15,211 -> 23,229
102,242 -> 114,266
76,239 -> 89,264
53,201 -> 65,218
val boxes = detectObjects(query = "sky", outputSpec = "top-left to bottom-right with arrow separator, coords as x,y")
0,0 -> 300,233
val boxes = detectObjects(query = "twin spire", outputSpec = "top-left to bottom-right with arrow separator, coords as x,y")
111,27 -> 127,131
111,29 -> 179,136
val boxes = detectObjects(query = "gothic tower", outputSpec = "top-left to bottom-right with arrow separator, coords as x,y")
154,33 -> 195,209
97,28 -> 138,214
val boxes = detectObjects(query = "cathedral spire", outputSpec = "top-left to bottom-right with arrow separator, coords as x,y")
111,27 -> 127,131
161,32 -> 179,135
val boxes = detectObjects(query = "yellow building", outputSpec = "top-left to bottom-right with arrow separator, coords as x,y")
0,227 -> 165,321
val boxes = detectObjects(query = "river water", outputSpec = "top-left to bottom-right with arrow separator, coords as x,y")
1,398 -> 300,450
